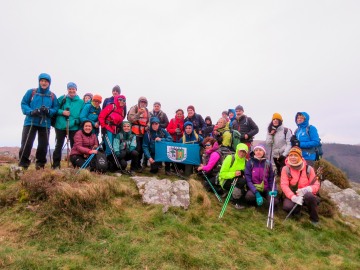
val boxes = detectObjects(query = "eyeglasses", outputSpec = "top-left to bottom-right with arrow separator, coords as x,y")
93,100 -> 101,103
118,98 -> 126,102
204,143 -> 211,147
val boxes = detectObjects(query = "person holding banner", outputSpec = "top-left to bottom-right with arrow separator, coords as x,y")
218,143 -> 249,209
143,117 -> 173,174
178,121 -> 204,176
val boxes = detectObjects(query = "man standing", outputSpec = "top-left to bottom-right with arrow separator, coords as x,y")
19,73 -> 59,170
231,105 -> 259,158
184,105 -> 206,136
149,101 -> 169,129
102,85 -> 121,109
52,82 -> 84,169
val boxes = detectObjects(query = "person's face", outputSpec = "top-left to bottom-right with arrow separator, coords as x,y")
205,119 -> 211,125
153,104 -> 161,112
236,109 -> 243,117
217,118 -> 226,128
39,79 -> 49,90
222,113 -> 227,118
237,150 -> 246,158
187,109 -> 194,117
123,123 -> 131,132
83,122 -> 93,133
151,122 -> 159,131
84,96 -> 91,103
185,125 -> 192,134
289,153 -> 300,163
229,112 -> 234,118
204,142 -> 212,149
68,87 -> 77,98
93,99 -> 101,108
254,148 -> 265,158
139,101 -> 147,108
272,119 -> 280,126
112,90 -> 120,97
296,114 -> 305,124
176,110 -> 184,119
118,97 -> 126,106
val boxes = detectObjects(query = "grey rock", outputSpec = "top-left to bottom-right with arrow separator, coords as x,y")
321,180 -> 342,194
132,176 -> 190,211
328,188 -> 360,219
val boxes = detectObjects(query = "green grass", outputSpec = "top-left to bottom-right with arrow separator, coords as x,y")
0,165 -> 359,269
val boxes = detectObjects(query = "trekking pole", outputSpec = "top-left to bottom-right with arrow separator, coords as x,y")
219,177 -> 238,219
76,146 -> 100,174
65,108 -> 70,167
19,119 -> 34,164
104,133 -> 127,174
202,171 -> 222,202
267,176 -> 276,229
44,116 -> 53,167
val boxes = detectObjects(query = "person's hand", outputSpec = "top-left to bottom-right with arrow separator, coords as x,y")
255,192 -> 263,206
30,109 -> 41,117
95,122 -> 99,128
175,128 -> 181,134
149,158 -> 155,164
291,195 -> 304,205
244,134 -> 249,140
63,110 -> 70,117
235,170 -> 242,177
155,137 -> 161,142
269,190 -> 278,197
89,150 -> 98,154
270,129 -> 276,135
296,186 -> 312,197
290,135 -> 300,147
197,165 -> 203,171
40,106 -> 50,116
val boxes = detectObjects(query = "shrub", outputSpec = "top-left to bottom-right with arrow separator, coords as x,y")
315,159 -> 350,189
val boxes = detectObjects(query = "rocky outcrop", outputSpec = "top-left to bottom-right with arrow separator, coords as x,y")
321,180 -> 360,219
132,176 -> 190,212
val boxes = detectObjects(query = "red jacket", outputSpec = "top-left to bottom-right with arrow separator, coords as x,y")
98,95 -> 125,134
167,115 -> 184,142
70,130 -> 99,156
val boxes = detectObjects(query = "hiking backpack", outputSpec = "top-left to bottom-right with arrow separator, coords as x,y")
93,150 -> 108,173
295,125 -> 323,160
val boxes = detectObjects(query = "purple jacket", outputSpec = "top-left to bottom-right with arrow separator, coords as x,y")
245,157 -> 275,194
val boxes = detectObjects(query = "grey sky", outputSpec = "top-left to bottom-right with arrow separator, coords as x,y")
1,0 -> 359,147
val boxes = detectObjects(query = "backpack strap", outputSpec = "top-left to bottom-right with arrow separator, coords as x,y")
229,154 -> 235,168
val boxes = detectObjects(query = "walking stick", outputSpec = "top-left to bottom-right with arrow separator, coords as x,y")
267,176 -> 276,229
219,177 -> 238,219
66,119 -> 70,167
202,171 -> 222,202
76,146 -> 100,174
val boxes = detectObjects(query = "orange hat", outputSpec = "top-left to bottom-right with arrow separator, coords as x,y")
289,146 -> 302,158
92,94 -> 102,103
272,113 -> 283,121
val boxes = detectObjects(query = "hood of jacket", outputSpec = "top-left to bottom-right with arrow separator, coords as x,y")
295,111 -> 310,128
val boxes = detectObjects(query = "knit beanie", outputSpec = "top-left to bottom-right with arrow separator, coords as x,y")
289,146 -> 302,158
272,113 -> 283,121
187,105 -> 195,112
235,105 -> 244,111
92,94 -> 102,103
112,85 -> 121,93
254,144 -> 266,155
83,93 -> 93,100
154,101 -> 161,106
67,82 -> 77,90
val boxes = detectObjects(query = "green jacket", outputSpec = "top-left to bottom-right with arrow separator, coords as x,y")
54,95 -> 84,131
218,143 -> 248,187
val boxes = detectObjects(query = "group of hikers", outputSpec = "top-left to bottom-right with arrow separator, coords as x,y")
19,73 -> 323,225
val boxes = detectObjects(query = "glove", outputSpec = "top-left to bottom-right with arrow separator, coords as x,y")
278,155 -> 286,163
175,128 -> 181,134
269,190 -> 278,197
291,195 -> 304,205
30,109 -> 41,117
296,186 -> 312,197
255,192 -> 263,206
290,135 -> 300,147
40,106 -> 50,116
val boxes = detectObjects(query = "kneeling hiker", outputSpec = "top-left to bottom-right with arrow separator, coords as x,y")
218,143 -> 249,209
70,121 -> 99,170
244,145 -> 279,208
281,146 -> 320,225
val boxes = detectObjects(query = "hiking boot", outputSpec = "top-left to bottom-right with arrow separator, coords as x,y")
165,171 -> 172,176
234,204 -> 245,210
311,221 -> 321,228
35,165 -> 45,170
136,167 -> 143,173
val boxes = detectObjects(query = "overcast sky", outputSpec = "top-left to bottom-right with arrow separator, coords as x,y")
1,0 -> 359,148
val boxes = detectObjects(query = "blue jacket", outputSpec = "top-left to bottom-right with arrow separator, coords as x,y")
178,121 -> 204,144
80,102 -> 101,129
295,112 -> 321,161
143,128 -> 172,159
21,77 -> 59,128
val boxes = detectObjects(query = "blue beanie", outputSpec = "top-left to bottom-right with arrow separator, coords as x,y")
38,73 -> 51,84
150,117 -> 160,124
67,82 -> 77,90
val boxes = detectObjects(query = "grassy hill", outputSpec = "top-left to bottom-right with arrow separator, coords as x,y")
0,165 -> 359,269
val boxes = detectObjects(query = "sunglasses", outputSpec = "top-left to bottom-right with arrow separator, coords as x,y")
118,98 -> 126,102
204,143 -> 211,147
93,100 -> 101,103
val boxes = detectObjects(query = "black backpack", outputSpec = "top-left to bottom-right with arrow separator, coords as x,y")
93,150 -> 108,173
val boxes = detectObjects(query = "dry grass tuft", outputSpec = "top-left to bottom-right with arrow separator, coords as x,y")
189,179 -> 212,209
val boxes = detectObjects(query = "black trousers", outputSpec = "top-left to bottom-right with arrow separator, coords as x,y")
117,150 -> 140,170
283,193 -> 319,222
52,128 -> 77,168
70,154 -> 96,170
19,125 -> 50,168
135,136 -> 144,168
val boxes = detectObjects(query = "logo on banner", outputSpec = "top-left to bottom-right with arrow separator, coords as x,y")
167,145 -> 187,162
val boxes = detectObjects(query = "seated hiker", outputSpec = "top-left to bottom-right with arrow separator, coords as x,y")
265,112 -> 292,176
218,143 -> 249,210
143,117 -> 173,174
244,145 -> 279,208
178,121 -> 204,176
197,137 -> 222,193
70,120 -> 99,170
213,117 -> 232,149
281,146 -> 320,225
113,121 -> 140,173
80,94 -> 102,136
203,116 -> 214,138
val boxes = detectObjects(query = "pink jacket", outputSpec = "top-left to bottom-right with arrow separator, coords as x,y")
280,158 -> 320,199
70,130 -> 99,156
